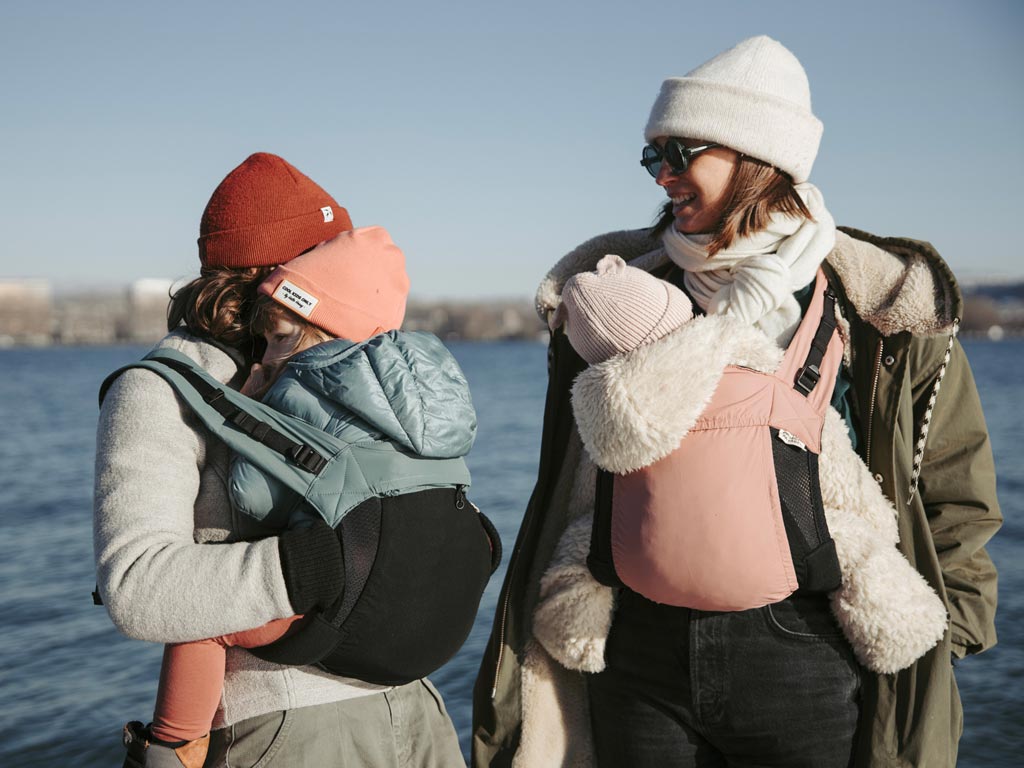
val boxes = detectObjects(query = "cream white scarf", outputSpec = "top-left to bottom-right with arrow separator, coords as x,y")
661,183 -> 836,345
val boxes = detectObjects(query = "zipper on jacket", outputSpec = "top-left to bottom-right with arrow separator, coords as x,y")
865,339 -> 884,469
491,545 -> 523,699
492,584 -> 511,699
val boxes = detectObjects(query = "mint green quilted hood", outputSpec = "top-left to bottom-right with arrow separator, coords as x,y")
230,330 -> 476,527
271,331 -> 476,457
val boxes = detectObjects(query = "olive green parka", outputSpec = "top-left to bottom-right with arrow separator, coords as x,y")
471,227 -> 1001,768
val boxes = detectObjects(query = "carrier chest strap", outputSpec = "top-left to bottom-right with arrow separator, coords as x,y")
794,287 -> 838,396
154,356 -> 329,474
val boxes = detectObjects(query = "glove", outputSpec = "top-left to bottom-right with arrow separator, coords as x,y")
277,519 -> 345,614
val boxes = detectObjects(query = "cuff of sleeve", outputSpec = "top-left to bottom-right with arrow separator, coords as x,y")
950,635 -> 983,659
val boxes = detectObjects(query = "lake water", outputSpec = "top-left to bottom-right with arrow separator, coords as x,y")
0,339 -> 1020,766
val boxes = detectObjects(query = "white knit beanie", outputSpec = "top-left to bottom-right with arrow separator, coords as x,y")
644,36 -> 822,183
555,255 -> 693,364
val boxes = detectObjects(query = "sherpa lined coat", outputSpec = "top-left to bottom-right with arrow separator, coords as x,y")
471,227 -> 1001,768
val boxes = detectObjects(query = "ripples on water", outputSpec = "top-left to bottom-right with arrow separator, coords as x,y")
0,340 -> 1020,766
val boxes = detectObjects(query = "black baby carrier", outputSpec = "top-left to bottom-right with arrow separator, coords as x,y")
99,339 -> 500,685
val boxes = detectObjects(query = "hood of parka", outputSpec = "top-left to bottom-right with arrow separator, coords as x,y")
535,226 -> 962,340
266,330 -> 477,459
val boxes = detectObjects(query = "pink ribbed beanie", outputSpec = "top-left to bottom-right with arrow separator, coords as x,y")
557,254 -> 693,364
258,226 -> 409,341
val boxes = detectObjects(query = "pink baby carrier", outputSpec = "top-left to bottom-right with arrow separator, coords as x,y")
587,270 -> 846,611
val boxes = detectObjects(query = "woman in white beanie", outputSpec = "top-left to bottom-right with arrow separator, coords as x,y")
472,35 -> 1000,768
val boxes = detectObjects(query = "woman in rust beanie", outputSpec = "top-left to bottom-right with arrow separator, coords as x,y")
168,152 -> 352,363
96,157 -> 466,767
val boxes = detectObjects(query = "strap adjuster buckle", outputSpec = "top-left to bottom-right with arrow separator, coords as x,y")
203,388 -> 226,406
289,444 -> 328,474
234,411 -> 258,433
795,364 -> 821,395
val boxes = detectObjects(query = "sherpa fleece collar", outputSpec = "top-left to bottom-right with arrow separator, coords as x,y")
536,227 -> 961,338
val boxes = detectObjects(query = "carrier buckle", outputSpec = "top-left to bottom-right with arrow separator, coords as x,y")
234,411 -> 257,433
203,388 -> 226,406
289,444 -> 328,474
795,364 -> 821,395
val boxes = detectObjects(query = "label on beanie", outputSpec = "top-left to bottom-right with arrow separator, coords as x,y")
274,280 -> 319,318
321,206 -> 334,223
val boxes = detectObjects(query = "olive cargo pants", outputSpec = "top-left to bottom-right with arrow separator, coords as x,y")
204,679 -> 464,767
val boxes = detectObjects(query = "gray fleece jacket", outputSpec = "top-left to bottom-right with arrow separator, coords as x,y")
93,330 -> 385,729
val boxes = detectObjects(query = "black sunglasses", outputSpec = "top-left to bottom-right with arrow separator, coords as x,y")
640,139 -> 720,178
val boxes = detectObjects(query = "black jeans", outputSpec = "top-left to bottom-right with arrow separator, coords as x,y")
588,589 -> 862,768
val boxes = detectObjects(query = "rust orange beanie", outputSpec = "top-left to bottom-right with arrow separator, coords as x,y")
258,226 -> 409,341
198,152 -> 353,268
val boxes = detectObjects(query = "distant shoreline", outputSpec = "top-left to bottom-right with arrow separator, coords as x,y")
0,332 -> 551,350
2,280 -> 1022,348
0,290 -> 549,348
2,327 -> 1020,351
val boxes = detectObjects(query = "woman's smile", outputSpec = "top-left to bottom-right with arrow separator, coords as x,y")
655,138 -> 739,234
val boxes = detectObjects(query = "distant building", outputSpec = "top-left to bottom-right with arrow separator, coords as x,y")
0,279 -> 53,346
119,279 -> 174,343
404,299 -> 545,341
961,280 -> 1024,337
53,290 -> 129,345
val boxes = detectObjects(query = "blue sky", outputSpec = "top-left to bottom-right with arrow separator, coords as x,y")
2,0 -> 1022,298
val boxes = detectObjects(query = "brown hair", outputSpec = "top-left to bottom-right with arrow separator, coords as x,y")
166,266 -> 275,362
653,156 -> 812,255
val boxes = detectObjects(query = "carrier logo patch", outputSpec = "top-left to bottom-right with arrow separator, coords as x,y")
777,429 -> 807,451
273,280 -> 319,318
321,206 -> 334,223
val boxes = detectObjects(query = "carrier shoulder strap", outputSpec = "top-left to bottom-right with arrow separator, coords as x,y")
793,285 -> 838,397
99,349 -> 329,476
99,349 -> 472,524
151,354 -> 328,473
587,468 -> 625,588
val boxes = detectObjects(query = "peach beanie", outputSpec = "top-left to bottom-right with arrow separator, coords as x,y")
258,226 -> 409,341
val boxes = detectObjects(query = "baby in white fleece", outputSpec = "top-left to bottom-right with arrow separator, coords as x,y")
533,254 -> 948,677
